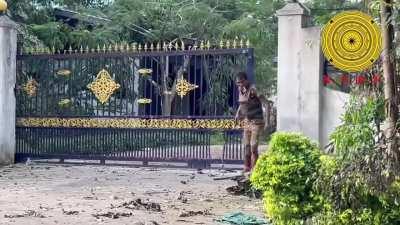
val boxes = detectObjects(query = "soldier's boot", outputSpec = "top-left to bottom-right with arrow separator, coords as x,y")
250,145 -> 259,170
243,144 -> 252,173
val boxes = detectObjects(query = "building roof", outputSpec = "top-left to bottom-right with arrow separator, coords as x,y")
54,8 -> 110,27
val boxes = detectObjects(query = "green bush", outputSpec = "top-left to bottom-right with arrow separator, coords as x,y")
250,132 -> 321,225
311,93 -> 400,225
313,154 -> 339,213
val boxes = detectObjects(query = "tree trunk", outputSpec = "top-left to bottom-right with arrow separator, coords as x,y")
380,0 -> 399,165
160,56 -> 172,116
162,94 -> 174,116
160,55 -> 190,116
132,58 -> 140,115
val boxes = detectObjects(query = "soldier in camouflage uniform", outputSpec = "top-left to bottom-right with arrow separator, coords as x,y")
235,72 -> 265,173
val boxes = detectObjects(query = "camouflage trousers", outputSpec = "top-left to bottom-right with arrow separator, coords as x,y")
242,119 -> 264,172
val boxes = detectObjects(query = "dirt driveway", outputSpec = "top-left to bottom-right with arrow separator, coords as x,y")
0,163 -> 265,225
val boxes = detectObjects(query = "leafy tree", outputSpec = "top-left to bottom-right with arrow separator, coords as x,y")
222,0 -> 284,96
304,0 -> 367,25
9,0 -> 285,97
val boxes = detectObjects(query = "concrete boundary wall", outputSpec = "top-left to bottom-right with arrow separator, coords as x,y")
276,2 -> 349,147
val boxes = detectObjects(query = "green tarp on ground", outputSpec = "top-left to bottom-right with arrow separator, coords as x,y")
216,212 -> 271,225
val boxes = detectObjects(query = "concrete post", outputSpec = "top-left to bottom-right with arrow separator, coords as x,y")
276,2 -> 323,144
0,15 -> 17,165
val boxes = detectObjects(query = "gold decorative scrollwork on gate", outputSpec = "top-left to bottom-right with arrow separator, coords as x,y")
175,78 -> 198,98
23,78 -> 39,97
87,69 -> 120,104
16,117 -> 243,129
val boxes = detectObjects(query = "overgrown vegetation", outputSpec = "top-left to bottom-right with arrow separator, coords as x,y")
251,93 -> 400,225
311,90 -> 400,225
330,93 -> 385,163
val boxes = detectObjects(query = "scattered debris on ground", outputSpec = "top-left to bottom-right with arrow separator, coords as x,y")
110,195 -> 119,200
4,214 -> 25,219
113,198 -> 162,212
62,209 -> 79,215
200,198 -> 213,202
144,190 -> 169,195
39,205 -> 52,211
83,196 -> 98,200
225,176 -> 262,199
4,210 -> 46,218
133,222 -> 145,225
176,219 -> 194,223
179,209 -> 213,217
0,165 -> 265,225
92,212 -> 133,219
178,191 -> 193,203
134,221 -> 160,225
213,175 -> 242,181
26,210 -> 46,218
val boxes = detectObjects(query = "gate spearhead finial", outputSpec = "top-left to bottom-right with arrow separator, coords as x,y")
0,0 -> 7,13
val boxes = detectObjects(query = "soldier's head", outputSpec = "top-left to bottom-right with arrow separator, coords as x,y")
235,72 -> 249,88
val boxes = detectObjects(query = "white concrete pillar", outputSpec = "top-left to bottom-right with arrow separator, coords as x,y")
276,2 -> 323,144
0,15 -> 17,165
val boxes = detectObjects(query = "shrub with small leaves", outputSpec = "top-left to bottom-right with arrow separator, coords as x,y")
250,132 -> 321,225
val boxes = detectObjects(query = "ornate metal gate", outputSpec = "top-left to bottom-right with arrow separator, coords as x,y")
15,41 -> 266,168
